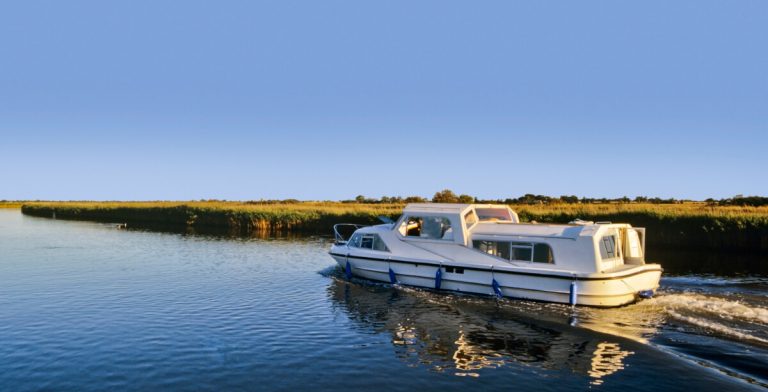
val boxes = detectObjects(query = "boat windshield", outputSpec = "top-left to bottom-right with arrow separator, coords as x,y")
399,216 -> 454,241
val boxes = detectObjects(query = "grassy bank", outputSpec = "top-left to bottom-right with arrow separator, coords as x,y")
0,201 -> 24,208
21,201 -> 403,234
20,201 -> 768,251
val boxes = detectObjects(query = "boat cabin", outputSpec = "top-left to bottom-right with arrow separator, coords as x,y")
394,203 -> 518,245
392,204 -> 646,274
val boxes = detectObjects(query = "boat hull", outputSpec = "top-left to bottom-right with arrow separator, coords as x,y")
331,253 -> 661,307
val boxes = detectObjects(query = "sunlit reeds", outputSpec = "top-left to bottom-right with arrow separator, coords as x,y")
19,201 -> 768,250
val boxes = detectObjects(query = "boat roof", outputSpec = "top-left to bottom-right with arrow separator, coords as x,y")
403,203 -> 511,214
471,222 -> 595,240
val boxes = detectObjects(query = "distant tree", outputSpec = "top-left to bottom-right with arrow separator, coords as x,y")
378,196 -> 402,204
515,194 -> 553,205
432,189 -> 460,203
619,196 -> 631,203
717,196 -> 768,207
648,197 -> 677,204
560,195 -> 579,204
634,196 -> 648,203
355,195 -> 366,203
458,194 -> 475,203
518,194 -> 537,204
403,196 -> 428,203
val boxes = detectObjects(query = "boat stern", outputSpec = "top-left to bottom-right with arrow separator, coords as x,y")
575,264 -> 662,307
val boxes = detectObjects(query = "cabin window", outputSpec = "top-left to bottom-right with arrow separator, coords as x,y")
372,235 -> 389,251
475,208 -> 513,222
533,243 -> 555,263
475,241 -> 554,264
399,216 -> 454,241
348,233 -> 389,252
473,240 -> 511,260
348,233 -> 361,248
464,211 -> 478,228
510,242 -> 554,263
361,235 -> 374,249
599,235 -> 618,259
511,242 -> 533,261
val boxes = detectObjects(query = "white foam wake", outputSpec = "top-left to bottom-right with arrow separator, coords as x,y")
665,309 -> 768,345
650,293 -> 768,325
647,293 -> 768,345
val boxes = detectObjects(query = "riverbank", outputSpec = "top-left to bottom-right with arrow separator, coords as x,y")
20,201 -> 768,251
21,201 -> 403,234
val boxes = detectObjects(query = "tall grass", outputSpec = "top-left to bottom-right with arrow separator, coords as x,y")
21,201 -> 403,233
20,201 -> 768,251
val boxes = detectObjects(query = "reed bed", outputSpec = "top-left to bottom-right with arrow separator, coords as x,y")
20,201 -> 768,251
21,201 -> 403,234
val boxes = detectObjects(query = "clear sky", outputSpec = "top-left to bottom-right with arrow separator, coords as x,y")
1,1 -> 766,201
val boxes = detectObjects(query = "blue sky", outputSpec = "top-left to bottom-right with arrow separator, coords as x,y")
1,1 -> 766,201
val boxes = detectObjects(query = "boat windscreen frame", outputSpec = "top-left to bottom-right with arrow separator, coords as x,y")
393,212 -> 465,245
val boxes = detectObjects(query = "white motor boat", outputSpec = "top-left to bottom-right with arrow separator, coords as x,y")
330,203 -> 662,307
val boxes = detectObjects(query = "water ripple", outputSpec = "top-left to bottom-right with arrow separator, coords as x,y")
0,210 -> 765,391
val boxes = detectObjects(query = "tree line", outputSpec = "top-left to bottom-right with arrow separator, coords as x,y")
342,190 -> 768,207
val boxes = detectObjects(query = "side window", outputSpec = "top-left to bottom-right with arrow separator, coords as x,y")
373,235 -> 389,251
511,242 -> 533,261
400,216 -> 453,240
510,242 -> 555,263
533,243 -> 554,263
351,233 -> 390,252
600,236 -> 617,259
473,240 -> 510,260
348,233 -> 362,248
464,211 -> 478,228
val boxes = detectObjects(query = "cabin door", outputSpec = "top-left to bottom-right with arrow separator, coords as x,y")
623,228 -> 645,264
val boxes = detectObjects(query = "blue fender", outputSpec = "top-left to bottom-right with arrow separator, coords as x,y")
638,289 -> 654,299
388,268 -> 397,284
345,260 -> 352,280
492,279 -> 503,298
569,281 -> 578,306
435,267 -> 442,290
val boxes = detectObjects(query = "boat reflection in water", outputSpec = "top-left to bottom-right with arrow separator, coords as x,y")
327,277 -> 654,384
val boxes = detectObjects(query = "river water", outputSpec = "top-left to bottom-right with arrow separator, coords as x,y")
0,209 -> 766,391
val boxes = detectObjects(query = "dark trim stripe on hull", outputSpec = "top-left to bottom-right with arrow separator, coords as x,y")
329,252 -> 662,282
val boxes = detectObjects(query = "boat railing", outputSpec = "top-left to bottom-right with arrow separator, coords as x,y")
333,223 -> 366,245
